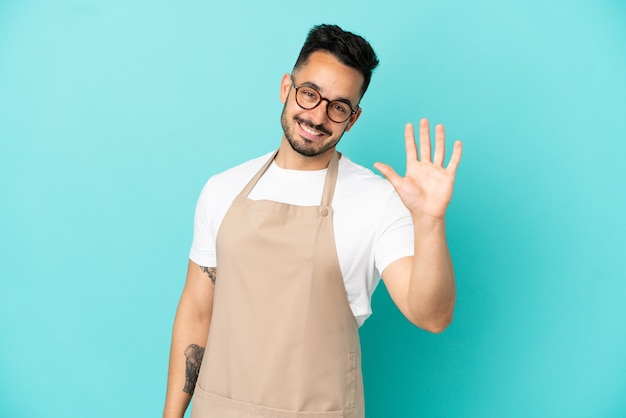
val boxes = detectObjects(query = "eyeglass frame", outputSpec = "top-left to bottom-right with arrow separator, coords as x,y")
289,75 -> 360,123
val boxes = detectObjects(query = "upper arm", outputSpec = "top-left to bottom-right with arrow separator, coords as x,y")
374,189 -> 415,322
178,259 -> 216,322
381,256 -> 415,322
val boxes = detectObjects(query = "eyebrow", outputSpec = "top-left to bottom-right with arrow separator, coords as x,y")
299,80 -> 356,109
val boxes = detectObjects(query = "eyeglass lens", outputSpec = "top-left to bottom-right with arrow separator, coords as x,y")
295,87 -> 352,123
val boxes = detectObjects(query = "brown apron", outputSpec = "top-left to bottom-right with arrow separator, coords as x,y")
191,151 -> 364,417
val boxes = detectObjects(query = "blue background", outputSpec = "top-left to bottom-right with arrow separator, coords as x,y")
1,1 -> 625,417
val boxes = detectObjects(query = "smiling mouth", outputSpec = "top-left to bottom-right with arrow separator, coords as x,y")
299,122 -> 324,137
295,117 -> 331,138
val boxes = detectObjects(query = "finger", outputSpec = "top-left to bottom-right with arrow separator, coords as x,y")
446,140 -> 463,173
374,162 -> 403,188
404,123 -> 418,163
419,118 -> 431,162
433,124 -> 445,166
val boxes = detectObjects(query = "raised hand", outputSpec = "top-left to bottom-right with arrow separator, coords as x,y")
374,118 -> 462,219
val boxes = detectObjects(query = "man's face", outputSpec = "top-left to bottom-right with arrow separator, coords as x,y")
280,51 -> 364,159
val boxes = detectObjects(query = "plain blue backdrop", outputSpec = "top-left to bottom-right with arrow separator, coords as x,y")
1,1 -> 625,417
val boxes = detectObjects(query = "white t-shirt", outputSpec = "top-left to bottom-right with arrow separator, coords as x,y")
190,152 -> 414,326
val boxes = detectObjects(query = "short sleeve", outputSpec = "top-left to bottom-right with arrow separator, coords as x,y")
189,180 -> 217,267
374,190 -> 414,275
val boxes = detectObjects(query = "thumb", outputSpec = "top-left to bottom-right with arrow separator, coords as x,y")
374,162 -> 402,188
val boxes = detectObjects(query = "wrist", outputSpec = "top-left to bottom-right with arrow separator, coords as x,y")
411,212 -> 446,231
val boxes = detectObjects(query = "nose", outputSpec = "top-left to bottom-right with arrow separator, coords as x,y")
307,99 -> 330,125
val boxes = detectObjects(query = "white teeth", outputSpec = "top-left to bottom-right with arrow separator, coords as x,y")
300,123 -> 322,136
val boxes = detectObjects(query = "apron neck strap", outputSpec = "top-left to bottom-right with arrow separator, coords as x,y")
320,150 -> 339,208
239,151 -> 278,198
239,150 -> 340,207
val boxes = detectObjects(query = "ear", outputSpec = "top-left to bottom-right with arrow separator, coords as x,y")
343,107 -> 362,132
279,73 -> 292,104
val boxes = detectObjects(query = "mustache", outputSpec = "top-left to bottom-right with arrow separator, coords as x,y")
294,116 -> 332,136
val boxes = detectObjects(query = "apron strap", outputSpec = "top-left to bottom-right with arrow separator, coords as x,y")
238,151 -> 279,198
238,150 -> 340,208
320,151 -> 339,208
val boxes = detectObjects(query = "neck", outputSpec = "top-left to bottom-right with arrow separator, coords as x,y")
274,137 -> 336,170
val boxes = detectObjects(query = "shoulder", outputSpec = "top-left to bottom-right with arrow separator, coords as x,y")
201,152 -> 273,196
209,152 -> 273,185
335,155 -> 410,221
337,155 -> 397,197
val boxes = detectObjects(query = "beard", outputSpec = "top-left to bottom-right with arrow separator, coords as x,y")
280,105 -> 345,157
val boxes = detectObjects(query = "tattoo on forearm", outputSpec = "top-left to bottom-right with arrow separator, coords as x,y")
201,266 -> 217,284
183,344 -> 205,394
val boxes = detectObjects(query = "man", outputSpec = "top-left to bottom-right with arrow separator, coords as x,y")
163,24 -> 462,418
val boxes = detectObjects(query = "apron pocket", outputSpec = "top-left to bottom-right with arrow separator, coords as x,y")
192,383 -> 346,418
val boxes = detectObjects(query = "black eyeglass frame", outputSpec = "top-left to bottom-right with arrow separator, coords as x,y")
289,75 -> 359,123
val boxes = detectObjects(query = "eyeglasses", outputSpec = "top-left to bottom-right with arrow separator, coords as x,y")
290,75 -> 359,123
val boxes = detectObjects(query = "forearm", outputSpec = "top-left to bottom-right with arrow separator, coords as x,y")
164,317 -> 210,416
164,261 -> 215,418
163,303 -> 212,418
407,215 -> 456,332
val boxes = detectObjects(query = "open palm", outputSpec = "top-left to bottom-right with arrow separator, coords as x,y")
374,118 -> 462,219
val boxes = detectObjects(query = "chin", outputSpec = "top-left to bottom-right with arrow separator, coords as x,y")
290,137 -> 338,158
